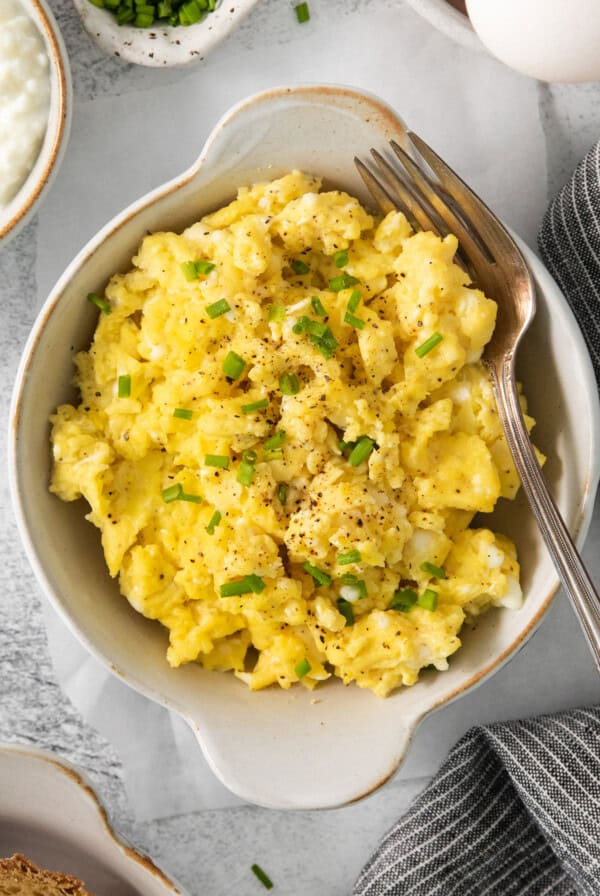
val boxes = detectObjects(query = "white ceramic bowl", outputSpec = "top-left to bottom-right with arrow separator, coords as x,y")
72,0 -> 259,67
0,743 -> 185,895
0,0 -> 72,245
10,85 -> 600,810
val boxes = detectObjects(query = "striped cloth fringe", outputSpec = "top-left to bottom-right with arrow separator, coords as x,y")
355,140 -> 600,896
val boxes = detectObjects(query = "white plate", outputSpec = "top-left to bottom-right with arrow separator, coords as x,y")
9,85 -> 600,809
0,744 -> 185,895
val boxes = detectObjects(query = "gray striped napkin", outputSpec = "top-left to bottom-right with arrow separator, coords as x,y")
354,141 -> 600,896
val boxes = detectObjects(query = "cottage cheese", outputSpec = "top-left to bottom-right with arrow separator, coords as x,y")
0,0 -> 50,210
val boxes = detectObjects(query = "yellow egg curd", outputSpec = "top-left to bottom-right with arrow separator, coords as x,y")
50,171 -> 542,697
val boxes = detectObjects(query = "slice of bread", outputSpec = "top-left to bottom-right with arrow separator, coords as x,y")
0,854 -> 95,896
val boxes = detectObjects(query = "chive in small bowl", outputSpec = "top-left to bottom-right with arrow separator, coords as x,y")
72,0 -> 260,67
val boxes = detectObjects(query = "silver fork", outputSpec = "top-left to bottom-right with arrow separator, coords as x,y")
356,135 -> 600,672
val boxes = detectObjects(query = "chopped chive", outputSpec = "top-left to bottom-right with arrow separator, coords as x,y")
303,562 -> 332,586
294,315 -> 338,358
334,249 -> 349,268
242,398 -> 269,414
265,451 -> 283,461
418,588 -> 438,611
421,561 -> 447,579
292,315 -> 310,334
206,509 -> 222,534
311,326 -> 338,359
311,296 -> 327,317
279,373 -> 301,396
344,311 -> 365,330
264,430 -> 286,452
268,304 -> 286,322
162,482 -> 202,504
306,319 -> 328,338
338,440 -> 356,455
173,407 -> 193,420
116,7 -> 135,22
295,658 -> 311,678
390,588 -> 418,612
162,484 -> 183,503
355,579 -> 368,599
415,332 -> 443,358
337,598 -> 355,626
237,464 -> 254,486
237,451 -> 257,487
222,351 -> 246,380
181,260 -> 199,281
348,436 -> 375,467
277,483 -> 288,505
206,299 -> 231,319
245,574 -> 266,593
96,0 -> 215,25
291,258 -> 310,275
294,1 -> 309,23
347,289 -> 361,312
220,575 -> 266,597
251,864 -> 274,890
179,491 -> 202,504
338,549 -> 361,565
339,574 -> 368,599
329,273 -> 359,292
182,259 -> 215,281
117,374 -> 131,398
220,580 -> 249,597
87,292 -> 111,313
205,454 -> 230,469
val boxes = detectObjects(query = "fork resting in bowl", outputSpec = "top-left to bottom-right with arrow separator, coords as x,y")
357,137 -> 600,672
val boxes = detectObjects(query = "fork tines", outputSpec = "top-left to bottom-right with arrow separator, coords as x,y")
355,133 -> 496,269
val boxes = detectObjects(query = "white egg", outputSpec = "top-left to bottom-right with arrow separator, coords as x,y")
466,0 -> 600,83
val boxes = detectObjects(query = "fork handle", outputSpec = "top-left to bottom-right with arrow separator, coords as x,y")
488,355 -> 600,673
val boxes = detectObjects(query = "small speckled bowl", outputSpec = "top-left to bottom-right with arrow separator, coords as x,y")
9,85 -> 600,810
0,743 -> 186,895
72,0 -> 260,67
0,0 -> 72,246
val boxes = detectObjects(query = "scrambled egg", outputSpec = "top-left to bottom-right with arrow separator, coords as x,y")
50,172 -> 541,698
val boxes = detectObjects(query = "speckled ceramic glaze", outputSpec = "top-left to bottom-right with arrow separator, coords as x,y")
72,0 -> 260,67
9,85 -> 600,809
0,0 -> 72,245
0,744 -> 185,894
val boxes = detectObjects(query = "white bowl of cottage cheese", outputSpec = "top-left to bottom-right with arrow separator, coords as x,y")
0,0 -> 71,245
